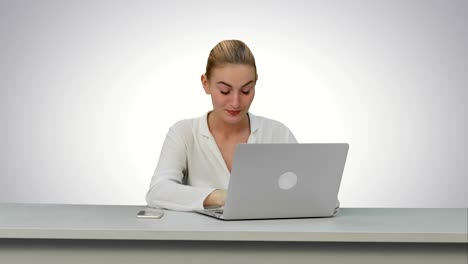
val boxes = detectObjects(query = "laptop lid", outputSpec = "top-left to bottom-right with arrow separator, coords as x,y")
222,143 -> 349,220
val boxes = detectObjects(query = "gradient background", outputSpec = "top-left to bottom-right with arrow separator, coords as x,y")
1,0 -> 466,207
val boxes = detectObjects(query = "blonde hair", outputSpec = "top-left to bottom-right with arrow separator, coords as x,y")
205,40 -> 257,80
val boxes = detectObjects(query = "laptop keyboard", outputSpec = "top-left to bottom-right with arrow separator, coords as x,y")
206,208 -> 224,214
203,206 -> 224,216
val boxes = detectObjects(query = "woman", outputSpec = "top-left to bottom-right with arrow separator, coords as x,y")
146,40 -> 297,211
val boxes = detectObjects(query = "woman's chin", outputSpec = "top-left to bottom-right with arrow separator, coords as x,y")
222,112 -> 246,124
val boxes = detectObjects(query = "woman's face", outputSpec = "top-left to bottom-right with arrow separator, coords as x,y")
202,64 -> 256,125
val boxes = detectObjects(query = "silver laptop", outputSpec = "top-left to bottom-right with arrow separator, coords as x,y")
197,143 -> 349,220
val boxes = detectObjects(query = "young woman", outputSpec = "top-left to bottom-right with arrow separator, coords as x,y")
146,40 -> 297,211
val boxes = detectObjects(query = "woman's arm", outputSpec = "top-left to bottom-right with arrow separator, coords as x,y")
146,123 -> 215,211
203,189 -> 226,207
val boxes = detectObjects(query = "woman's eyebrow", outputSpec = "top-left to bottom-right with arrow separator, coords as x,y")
216,81 -> 232,87
216,80 -> 254,88
241,81 -> 254,88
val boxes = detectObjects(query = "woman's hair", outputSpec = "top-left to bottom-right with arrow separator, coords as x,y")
205,40 -> 257,80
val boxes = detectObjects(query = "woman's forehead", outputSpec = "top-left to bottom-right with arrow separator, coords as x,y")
210,64 -> 256,83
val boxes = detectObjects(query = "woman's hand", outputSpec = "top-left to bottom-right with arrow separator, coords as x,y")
203,189 -> 227,207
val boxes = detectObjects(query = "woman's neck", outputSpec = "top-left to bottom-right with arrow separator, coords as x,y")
207,111 -> 250,138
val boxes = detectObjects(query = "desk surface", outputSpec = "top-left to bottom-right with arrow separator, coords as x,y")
0,203 -> 466,243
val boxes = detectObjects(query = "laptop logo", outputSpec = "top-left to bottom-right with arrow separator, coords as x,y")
278,171 -> 298,190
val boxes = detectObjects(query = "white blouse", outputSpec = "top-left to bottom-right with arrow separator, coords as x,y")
145,112 -> 297,211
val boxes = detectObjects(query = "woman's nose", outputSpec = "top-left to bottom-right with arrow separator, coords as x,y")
230,93 -> 240,108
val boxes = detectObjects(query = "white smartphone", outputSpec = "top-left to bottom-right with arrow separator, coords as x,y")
136,209 -> 164,219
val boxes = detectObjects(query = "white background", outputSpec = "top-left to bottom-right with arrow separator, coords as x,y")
1,0 -> 467,207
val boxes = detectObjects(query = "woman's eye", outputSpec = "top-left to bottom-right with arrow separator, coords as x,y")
220,90 -> 230,95
242,90 -> 250,95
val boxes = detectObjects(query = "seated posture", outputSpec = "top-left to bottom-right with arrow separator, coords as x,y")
146,40 -> 297,211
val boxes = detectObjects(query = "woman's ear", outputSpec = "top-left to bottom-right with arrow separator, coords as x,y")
201,74 -> 210,94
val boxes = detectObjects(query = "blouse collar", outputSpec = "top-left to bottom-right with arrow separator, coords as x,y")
199,111 -> 259,138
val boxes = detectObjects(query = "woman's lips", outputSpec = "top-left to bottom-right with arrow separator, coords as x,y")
226,110 -> 241,116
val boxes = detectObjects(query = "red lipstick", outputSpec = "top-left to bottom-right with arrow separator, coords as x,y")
226,110 -> 241,116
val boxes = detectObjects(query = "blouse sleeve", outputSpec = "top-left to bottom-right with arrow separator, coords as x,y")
285,127 -> 298,143
145,122 -> 215,211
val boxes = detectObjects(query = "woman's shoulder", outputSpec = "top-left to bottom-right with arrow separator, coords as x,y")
250,113 -> 297,142
170,116 -> 198,130
250,113 -> 292,131
168,114 -> 207,138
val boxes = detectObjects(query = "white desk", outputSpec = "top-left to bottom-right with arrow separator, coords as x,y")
0,204 -> 467,264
